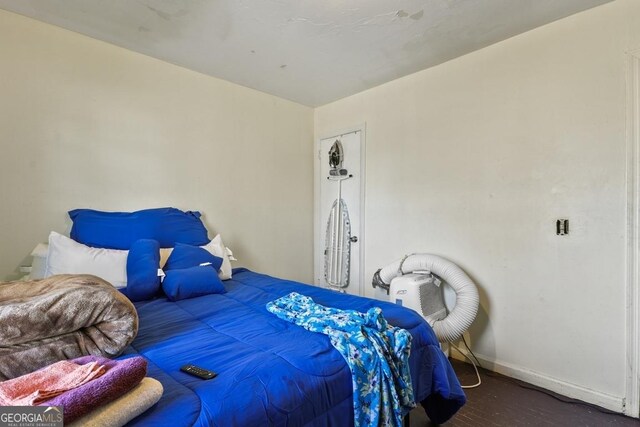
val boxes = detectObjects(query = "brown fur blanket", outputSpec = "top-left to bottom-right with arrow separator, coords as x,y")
0,274 -> 138,380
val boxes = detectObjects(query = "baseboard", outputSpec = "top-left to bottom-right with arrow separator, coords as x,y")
450,351 -> 626,414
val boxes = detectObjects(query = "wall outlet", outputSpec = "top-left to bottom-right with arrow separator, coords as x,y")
556,218 -> 569,236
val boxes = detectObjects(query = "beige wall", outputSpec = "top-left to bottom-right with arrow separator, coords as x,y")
316,0 -> 639,410
3,0 -> 640,414
0,9 -> 314,283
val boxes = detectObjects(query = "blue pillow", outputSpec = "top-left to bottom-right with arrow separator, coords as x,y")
69,207 -> 210,250
164,243 -> 223,272
162,266 -> 226,301
126,239 -> 161,302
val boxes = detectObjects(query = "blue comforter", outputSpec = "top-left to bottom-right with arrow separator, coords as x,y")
120,269 -> 465,426
267,292 -> 415,427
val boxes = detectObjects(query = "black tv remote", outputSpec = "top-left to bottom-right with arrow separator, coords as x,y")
180,364 -> 217,380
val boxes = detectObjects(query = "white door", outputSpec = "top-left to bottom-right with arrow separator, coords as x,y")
315,130 -> 364,296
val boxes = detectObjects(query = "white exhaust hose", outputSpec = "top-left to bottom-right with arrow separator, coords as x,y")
377,254 -> 480,342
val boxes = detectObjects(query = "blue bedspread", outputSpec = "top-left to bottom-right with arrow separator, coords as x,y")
119,269 -> 465,426
267,292 -> 415,427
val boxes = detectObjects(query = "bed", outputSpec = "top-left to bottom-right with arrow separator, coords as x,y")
118,268 -> 466,426
25,208 -> 464,425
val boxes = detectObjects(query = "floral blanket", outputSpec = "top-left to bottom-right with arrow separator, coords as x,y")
266,292 -> 415,427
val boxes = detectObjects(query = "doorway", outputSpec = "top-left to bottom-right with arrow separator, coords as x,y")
626,47 -> 640,418
314,127 -> 365,296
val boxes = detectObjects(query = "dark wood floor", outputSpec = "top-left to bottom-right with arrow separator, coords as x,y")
410,359 -> 639,426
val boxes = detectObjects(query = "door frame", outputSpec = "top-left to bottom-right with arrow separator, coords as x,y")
314,124 -> 366,296
625,47 -> 640,418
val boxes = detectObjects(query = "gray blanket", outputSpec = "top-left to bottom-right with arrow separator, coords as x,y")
0,274 -> 138,380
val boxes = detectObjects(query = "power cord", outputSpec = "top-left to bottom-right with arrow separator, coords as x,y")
455,336 -> 622,416
461,335 -> 482,367
449,342 -> 482,389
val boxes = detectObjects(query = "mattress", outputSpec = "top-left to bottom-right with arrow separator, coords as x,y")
119,268 -> 465,426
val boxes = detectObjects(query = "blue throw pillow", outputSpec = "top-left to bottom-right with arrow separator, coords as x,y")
69,207 -> 210,250
126,239 -> 161,302
162,266 -> 226,301
164,243 -> 223,272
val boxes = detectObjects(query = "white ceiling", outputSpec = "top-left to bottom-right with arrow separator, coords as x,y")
0,0 -> 613,106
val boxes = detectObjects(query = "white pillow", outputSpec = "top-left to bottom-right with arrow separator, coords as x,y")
158,234 -> 234,280
202,234 -> 233,280
29,243 -> 49,280
44,231 -> 128,288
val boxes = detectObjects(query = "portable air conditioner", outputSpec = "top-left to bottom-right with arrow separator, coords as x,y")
382,255 -> 481,385
389,273 -> 447,327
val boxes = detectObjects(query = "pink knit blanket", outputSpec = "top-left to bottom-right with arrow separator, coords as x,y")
0,360 -> 105,406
